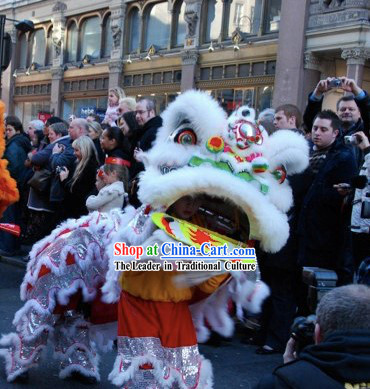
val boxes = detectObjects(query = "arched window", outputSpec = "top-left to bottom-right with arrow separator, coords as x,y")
103,14 -> 112,57
80,16 -> 101,59
174,0 -> 186,47
265,0 -> 281,33
67,22 -> 78,62
45,27 -> 53,66
228,0 -> 262,36
18,33 -> 28,69
204,0 -> 223,43
29,29 -> 46,66
145,2 -> 171,50
128,8 -> 140,53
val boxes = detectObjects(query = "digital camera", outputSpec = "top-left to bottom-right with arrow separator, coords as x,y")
344,135 -> 360,146
55,166 -> 64,174
290,315 -> 316,352
328,78 -> 342,88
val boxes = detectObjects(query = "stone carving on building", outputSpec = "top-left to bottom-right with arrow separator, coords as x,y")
52,23 -> 64,58
111,23 -> 122,49
182,50 -> 199,66
52,1 -> 67,12
184,2 -> 199,38
319,0 -> 345,8
304,51 -> 322,71
341,47 -> 370,65
309,0 -> 368,28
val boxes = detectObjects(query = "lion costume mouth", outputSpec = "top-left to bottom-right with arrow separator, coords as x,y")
165,194 -> 250,247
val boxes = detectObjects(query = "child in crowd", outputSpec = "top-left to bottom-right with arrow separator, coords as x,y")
86,158 -> 128,213
103,87 -> 126,126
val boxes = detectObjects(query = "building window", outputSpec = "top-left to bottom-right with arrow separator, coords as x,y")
67,22 -> 78,62
18,33 -> 28,69
80,16 -> 101,59
128,8 -> 140,53
103,14 -> 112,57
228,0 -> 262,36
265,0 -> 281,33
29,29 -> 46,66
45,27 -> 53,66
174,0 -> 186,47
203,0 -> 223,43
145,2 -> 171,50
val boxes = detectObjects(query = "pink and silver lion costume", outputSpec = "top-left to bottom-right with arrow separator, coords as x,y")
0,91 -> 308,387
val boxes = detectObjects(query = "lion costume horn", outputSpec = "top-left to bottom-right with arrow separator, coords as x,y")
0,100 -> 19,219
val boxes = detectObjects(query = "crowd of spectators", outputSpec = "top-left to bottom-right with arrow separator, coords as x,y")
0,77 -> 369,385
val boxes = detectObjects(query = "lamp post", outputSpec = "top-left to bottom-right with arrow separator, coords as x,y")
0,15 -> 34,93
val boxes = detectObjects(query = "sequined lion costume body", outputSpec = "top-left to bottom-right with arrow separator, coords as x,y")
102,91 -> 309,388
0,91 -> 308,387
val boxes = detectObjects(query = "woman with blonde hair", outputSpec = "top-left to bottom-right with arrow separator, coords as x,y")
103,87 -> 126,125
117,97 -> 137,115
87,120 -> 105,164
59,135 -> 99,219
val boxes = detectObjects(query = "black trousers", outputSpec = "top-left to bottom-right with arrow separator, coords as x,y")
258,265 -> 301,351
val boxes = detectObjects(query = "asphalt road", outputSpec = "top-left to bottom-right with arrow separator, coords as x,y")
0,261 -> 281,388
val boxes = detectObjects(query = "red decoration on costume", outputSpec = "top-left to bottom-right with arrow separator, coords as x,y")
161,217 -> 175,237
105,157 -> 131,168
188,227 -> 221,246
0,223 -> 20,236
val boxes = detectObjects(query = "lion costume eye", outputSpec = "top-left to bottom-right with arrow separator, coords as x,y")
175,129 -> 197,145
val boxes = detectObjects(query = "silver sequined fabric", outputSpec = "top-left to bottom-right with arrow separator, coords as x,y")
128,205 -> 152,235
117,336 -> 202,388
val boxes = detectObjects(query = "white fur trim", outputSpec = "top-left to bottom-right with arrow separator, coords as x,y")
109,353 -> 213,388
139,165 -> 289,253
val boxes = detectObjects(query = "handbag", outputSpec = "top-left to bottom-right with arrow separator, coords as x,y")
27,168 -> 52,193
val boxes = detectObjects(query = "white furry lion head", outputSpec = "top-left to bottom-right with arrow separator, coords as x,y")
138,90 -> 309,253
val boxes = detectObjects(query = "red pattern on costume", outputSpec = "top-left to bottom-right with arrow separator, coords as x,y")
189,227 -> 220,246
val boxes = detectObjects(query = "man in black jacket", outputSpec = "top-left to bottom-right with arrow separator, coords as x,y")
256,284 -> 370,389
297,110 -> 357,285
303,76 -> 369,169
130,98 -> 163,207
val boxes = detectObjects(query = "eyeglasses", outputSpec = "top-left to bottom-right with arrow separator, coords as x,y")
135,110 -> 150,116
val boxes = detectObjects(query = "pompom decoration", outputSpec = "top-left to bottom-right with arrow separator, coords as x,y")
206,136 -> 225,153
0,100 -> 19,218
251,157 -> 269,174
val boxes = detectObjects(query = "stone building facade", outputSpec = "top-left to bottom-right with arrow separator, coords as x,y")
0,0 -> 368,124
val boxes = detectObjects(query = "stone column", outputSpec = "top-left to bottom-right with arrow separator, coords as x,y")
341,48 -> 370,87
302,51 -> 322,103
1,26 -> 17,114
108,0 -> 127,89
181,51 -> 199,91
50,67 -> 64,116
50,1 -> 67,116
272,0 -> 310,111
181,0 -> 201,91
109,61 -> 124,90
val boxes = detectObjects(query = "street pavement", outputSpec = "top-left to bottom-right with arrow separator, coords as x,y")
0,260 -> 281,388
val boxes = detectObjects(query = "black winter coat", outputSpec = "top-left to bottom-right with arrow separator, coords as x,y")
62,156 -> 99,219
4,133 -> 32,190
297,140 -> 357,273
256,330 -> 370,389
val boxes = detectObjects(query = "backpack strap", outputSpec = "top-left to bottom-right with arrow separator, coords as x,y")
274,360 -> 343,389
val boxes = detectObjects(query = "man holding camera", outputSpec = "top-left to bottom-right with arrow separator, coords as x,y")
303,76 -> 369,169
256,284 -> 370,389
